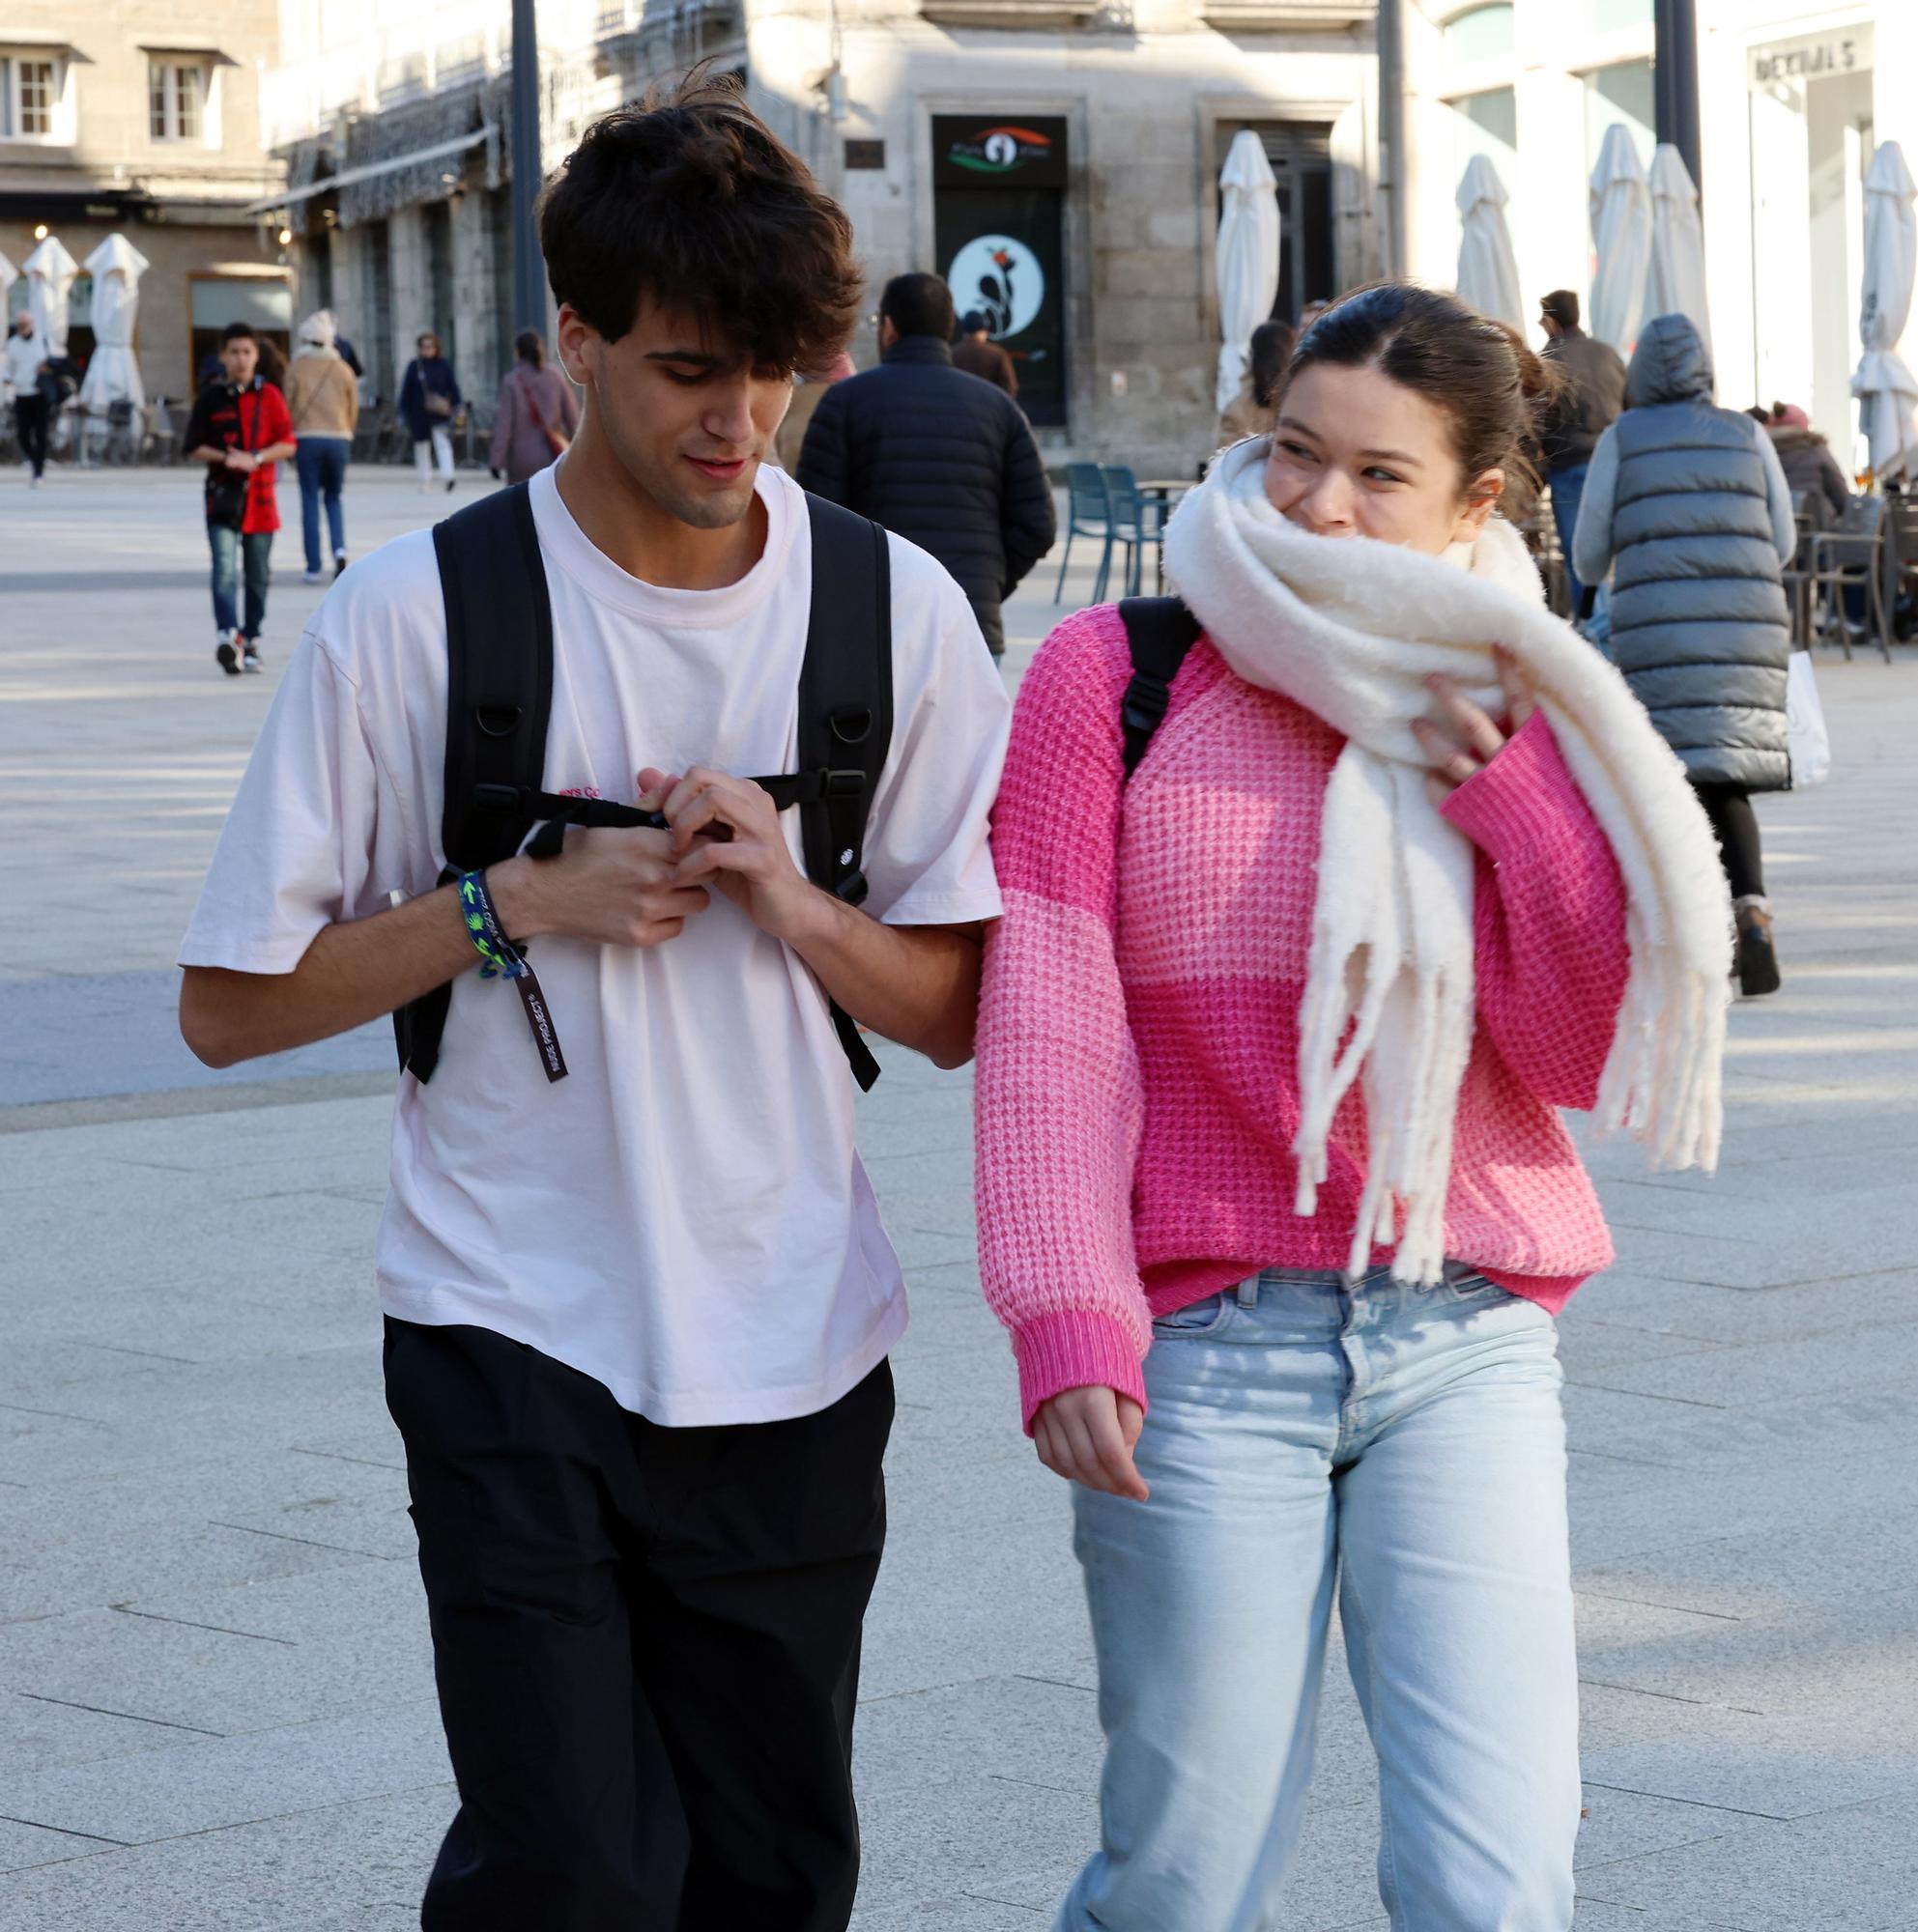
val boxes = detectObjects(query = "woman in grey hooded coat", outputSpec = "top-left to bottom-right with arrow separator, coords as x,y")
1572,313 -> 1795,996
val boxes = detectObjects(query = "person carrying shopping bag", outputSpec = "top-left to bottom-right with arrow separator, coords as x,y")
975,281 -> 1732,1932
286,310 -> 359,581
399,330 -> 462,492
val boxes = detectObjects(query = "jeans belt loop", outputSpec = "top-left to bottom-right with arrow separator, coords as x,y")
1237,1273 -> 1261,1308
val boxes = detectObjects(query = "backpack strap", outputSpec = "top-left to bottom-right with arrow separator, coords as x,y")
395,485 -> 556,1082
797,495 -> 895,1093
1117,596 -> 1201,780
398,485 -> 896,1093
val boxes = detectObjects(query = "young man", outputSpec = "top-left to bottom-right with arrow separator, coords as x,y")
6,312 -> 52,486
952,309 -> 1017,397
177,76 -> 1009,1931
798,272 -> 1055,657
1537,289 -> 1627,612
182,321 -> 297,674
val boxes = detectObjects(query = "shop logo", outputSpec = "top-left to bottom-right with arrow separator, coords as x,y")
947,124 -> 1054,176
947,234 -> 1045,339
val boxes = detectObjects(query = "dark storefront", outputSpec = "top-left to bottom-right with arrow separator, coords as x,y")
932,115 -> 1069,426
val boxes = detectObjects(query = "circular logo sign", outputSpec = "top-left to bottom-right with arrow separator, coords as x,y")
946,234 -> 1045,341
983,131 -> 1018,169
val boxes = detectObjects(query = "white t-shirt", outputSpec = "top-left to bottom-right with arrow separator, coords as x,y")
181,462 -> 1010,1424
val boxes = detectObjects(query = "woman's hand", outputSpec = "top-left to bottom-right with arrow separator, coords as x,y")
1033,1386 -> 1149,1501
1414,644 -> 1536,805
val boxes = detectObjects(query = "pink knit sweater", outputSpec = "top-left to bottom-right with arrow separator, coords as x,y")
975,605 -> 1631,1431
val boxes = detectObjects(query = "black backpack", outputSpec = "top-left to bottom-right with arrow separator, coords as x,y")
1117,595 -> 1201,779
394,483 -> 895,1091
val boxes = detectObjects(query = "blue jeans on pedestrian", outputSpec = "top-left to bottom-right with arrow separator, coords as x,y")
1059,1264 -> 1579,1932
1548,462 -> 1589,611
208,524 -> 273,640
295,437 -> 350,575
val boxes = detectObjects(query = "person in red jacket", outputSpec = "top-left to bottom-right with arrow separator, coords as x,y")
183,321 -> 297,675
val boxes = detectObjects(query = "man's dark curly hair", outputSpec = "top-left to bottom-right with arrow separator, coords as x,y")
536,69 -> 861,374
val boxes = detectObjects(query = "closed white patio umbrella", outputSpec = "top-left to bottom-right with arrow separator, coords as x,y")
1645,143 -> 1711,357
1454,154 -> 1524,327
1853,140 -> 1918,482
77,234 -> 151,414
22,235 -> 79,357
1589,126 -> 1652,355
0,247 -> 16,314
1215,129 -> 1281,416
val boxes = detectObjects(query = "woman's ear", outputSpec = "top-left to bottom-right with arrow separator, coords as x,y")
1452,468 -> 1506,543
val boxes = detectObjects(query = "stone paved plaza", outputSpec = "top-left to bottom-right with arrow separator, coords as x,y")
2,466 -> 1916,1930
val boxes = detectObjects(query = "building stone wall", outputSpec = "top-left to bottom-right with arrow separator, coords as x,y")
1,0 -> 283,408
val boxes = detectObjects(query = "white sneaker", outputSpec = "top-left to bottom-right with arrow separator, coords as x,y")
301,568 -> 325,583
28,474 -> 41,490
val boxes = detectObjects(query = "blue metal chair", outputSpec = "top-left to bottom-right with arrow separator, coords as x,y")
1054,463 -> 1114,601
1101,465 -> 1167,598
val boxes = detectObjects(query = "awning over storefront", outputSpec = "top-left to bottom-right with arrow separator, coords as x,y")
241,128 -> 495,216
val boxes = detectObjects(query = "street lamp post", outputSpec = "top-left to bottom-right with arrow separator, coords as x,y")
509,0 -> 546,332
1653,0 -> 1703,192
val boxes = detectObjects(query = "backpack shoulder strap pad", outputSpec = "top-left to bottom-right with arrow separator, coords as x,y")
798,495 -> 894,1091
1117,596 -> 1201,780
395,484 -> 555,1082
435,483 -> 555,872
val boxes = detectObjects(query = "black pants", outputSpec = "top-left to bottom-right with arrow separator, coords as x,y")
384,1319 -> 893,1932
13,395 -> 48,478
1693,781 -> 1765,901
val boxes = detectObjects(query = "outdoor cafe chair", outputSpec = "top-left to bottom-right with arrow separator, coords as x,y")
1804,493 -> 1894,664
1102,465 -> 1173,600
1054,462 -> 1114,602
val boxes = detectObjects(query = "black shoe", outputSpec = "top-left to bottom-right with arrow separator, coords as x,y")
333,552 -> 348,577
1735,908 -> 1781,997
242,643 -> 263,674
216,637 -> 241,676
445,478 -> 457,493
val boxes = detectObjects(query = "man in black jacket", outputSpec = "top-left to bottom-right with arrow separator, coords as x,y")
798,272 -> 1055,656
1538,289 -> 1627,611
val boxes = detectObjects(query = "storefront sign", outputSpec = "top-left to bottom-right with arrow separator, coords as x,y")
1749,23 -> 1873,89
932,115 -> 1071,426
932,117 -> 1070,190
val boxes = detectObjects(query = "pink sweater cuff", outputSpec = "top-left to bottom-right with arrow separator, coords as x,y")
1012,1309 -> 1148,1435
1440,710 -> 1582,858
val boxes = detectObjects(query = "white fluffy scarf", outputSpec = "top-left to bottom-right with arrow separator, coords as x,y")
1161,436 -> 1731,1283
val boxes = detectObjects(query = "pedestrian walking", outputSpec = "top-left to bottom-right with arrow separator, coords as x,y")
1537,289 -> 1627,611
1573,312 -> 1794,996
177,73 -> 1009,1931
797,271 -> 1055,657
952,310 -> 1017,396
399,330 -> 462,492
181,321 -> 297,676
975,282 -> 1732,1932
1215,318 -> 1294,446
5,312 -> 51,486
488,329 -> 578,485
286,310 -> 359,582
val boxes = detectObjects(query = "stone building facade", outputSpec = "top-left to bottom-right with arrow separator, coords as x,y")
0,0 -> 285,408
265,0 -> 1382,469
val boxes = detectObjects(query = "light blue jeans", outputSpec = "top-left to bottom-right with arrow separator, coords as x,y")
1060,1265 -> 1579,1932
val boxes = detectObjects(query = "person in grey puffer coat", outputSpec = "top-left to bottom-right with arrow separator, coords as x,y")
1573,313 -> 1795,997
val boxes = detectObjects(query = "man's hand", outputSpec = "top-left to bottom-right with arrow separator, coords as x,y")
222,447 -> 260,473
1032,1386 -> 1149,1501
491,831 -> 710,951
645,765 -> 826,946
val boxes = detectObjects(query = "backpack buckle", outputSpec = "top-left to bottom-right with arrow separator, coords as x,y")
824,769 -> 866,798
474,782 -> 524,810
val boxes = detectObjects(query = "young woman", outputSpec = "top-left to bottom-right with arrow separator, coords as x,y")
488,328 -> 579,485
975,283 -> 1732,1932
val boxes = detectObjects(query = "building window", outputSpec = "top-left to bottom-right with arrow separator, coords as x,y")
1585,60 -> 1655,174
1,55 -> 64,140
149,62 -> 207,141
1450,84 -> 1519,181
1443,5 -> 1515,63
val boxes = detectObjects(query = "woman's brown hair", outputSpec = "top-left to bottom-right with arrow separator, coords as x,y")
536,66 -> 861,376
1280,283 -> 1560,501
